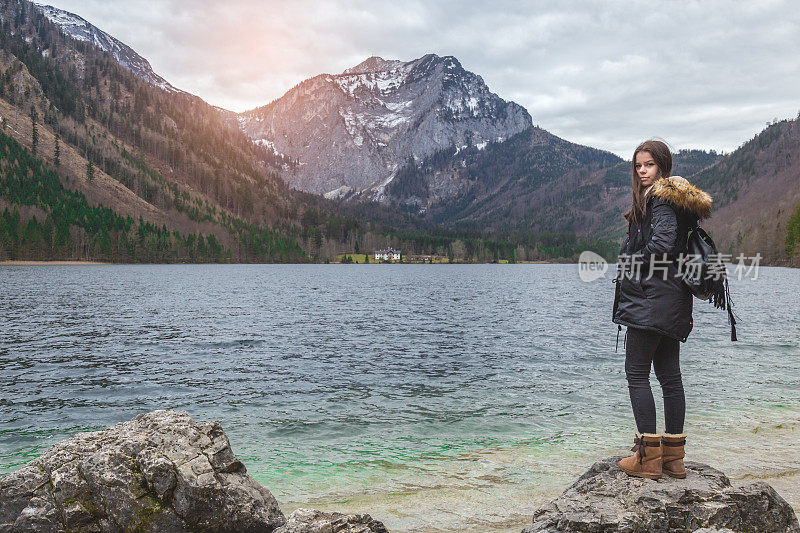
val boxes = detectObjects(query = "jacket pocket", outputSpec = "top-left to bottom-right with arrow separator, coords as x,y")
620,274 -> 645,298
640,271 -> 656,298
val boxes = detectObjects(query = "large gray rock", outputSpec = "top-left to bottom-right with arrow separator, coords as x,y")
524,456 -> 800,532
274,508 -> 388,533
0,410 -> 286,532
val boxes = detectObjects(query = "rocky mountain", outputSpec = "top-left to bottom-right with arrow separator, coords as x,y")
34,3 -> 179,93
235,54 -> 635,238
238,54 -> 532,198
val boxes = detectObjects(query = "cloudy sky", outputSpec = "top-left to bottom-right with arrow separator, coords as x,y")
41,0 -> 800,157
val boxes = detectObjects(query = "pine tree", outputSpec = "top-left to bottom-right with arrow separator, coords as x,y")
30,106 -> 38,156
86,160 -> 94,181
54,135 -> 60,167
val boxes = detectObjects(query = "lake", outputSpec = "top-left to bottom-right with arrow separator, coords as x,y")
1,264 -> 798,532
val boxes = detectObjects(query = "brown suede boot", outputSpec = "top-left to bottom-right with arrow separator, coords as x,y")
618,433 -> 662,479
661,433 -> 687,478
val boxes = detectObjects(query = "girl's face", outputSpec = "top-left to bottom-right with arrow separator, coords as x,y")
634,151 -> 660,187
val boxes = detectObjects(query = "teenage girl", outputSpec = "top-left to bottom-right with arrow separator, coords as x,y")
612,139 -> 712,479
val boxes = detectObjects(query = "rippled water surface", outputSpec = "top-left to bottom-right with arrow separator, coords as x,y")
1,264 -> 798,531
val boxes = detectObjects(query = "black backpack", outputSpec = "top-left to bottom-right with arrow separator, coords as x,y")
680,223 -> 738,340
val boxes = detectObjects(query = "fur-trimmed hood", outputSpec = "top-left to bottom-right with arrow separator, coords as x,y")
650,175 -> 712,220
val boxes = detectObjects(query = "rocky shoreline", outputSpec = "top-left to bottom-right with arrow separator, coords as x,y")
525,456 -> 799,532
1,410 -> 797,532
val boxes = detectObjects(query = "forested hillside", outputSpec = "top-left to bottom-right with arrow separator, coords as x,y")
0,0 -> 309,261
694,118 -> 800,265
386,127 -> 622,231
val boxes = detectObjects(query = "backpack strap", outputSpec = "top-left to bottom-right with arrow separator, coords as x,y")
725,277 -> 738,341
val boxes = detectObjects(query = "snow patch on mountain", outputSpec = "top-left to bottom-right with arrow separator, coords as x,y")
331,62 -> 415,97
323,185 -> 354,200
253,138 -> 279,153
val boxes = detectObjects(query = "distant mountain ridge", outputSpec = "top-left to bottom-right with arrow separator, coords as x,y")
238,54 -> 532,197
34,3 -> 179,93
6,1 -> 797,265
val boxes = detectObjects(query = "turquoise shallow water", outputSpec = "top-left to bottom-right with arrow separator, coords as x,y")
1,264 -> 798,531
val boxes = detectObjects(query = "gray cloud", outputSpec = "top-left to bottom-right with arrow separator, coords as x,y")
43,0 -> 800,157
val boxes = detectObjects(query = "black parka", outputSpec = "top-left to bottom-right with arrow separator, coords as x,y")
612,176 -> 713,343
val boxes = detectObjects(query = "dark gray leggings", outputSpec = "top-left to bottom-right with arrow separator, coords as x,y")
624,327 -> 685,434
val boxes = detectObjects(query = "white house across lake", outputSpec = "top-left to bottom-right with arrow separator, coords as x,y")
374,248 -> 402,261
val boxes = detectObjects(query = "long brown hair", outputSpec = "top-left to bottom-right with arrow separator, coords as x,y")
623,140 -> 672,225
